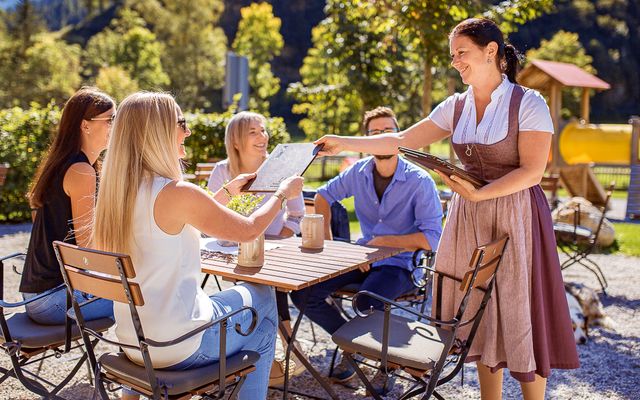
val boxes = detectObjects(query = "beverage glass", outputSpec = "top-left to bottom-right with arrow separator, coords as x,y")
237,234 -> 264,267
301,214 -> 324,249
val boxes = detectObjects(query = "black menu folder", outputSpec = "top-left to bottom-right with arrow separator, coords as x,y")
242,143 -> 323,192
399,146 -> 487,189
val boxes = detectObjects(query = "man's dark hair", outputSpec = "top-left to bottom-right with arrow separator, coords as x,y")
362,106 -> 399,134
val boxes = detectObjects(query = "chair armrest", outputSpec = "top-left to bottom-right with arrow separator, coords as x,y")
351,290 -> 458,327
412,249 -> 435,268
1,252 -> 26,262
78,327 -> 140,351
0,283 -> 66,308
144,305 -> 258,347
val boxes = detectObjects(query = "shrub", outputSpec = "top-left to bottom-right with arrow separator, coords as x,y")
184,109 -> 291,173
0,103 -> 60,221
0,103 -> 291,221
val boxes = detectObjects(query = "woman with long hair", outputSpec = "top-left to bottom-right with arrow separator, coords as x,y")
207,111 -> 306,385
93,92 -> 303,399
20,87 -> 116,324
315,18 -> 579,400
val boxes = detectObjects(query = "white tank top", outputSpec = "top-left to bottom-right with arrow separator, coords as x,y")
114,176 -> 214,367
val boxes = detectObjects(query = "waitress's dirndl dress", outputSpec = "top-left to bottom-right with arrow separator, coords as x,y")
434,85 -> 580,382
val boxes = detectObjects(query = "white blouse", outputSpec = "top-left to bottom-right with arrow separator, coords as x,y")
429,75 -> 554,144
207,160 -> 305,236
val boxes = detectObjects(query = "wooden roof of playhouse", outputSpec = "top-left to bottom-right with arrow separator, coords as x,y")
519,60 -> 610,91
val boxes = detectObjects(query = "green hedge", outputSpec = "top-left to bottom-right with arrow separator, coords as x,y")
0,104 -> 291,222
0,103 -> 60,222
184,109 -> 291,172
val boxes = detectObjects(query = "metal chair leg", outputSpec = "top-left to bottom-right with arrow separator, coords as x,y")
344,352 -> 384,400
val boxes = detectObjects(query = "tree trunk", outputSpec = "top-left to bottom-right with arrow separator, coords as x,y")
422,56 -> 432,117
422,56 -> 432,151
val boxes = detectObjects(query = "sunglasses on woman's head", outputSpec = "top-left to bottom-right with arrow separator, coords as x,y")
90,114 -> 116,126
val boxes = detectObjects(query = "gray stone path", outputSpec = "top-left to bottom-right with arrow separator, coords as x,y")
0,229 -> 638,399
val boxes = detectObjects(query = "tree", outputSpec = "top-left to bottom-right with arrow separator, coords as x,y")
0,33 -> 82,107
289,0 -> 423,139
290,0 -> 553,140
511,0 -> 640,121
232,2 -> 284,114
131,0 -> 227,110
95,66 -> 139,102
379,0 -> 554,115
526,30 -> 595,118
83,8 -> 169,90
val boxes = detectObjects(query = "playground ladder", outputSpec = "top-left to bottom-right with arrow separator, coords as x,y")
626,164 -> 640,220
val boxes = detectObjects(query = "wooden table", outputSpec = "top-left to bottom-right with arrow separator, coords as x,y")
200,236 -> 402,291
201,236 -> 403,399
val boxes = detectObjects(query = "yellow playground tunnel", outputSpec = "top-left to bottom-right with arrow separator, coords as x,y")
560,121 -> 634,166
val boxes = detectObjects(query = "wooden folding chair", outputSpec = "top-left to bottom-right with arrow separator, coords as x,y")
326,249 -> 436,379
540,174 -> 561,210
554,183 -> 615,294
53,241 -> 260,400
0,252 -> 113,399
331,236 -> 509,400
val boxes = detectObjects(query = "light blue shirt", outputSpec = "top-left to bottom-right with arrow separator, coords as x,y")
317,156 -> 442,271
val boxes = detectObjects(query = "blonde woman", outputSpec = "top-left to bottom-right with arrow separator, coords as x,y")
93,92 -> 303,400
207,111 -> 306,385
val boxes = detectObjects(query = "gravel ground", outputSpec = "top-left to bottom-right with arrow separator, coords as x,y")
0,226 -> 638,399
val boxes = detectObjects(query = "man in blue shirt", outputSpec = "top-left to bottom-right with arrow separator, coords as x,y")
290,107 -> 443,387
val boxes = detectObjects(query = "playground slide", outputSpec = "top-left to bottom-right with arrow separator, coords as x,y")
559,121 -> 632,165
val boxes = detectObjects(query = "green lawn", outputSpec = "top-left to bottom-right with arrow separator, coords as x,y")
611,223 -> 640,257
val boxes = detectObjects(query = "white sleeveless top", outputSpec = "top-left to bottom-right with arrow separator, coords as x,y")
114,176 -> 214,368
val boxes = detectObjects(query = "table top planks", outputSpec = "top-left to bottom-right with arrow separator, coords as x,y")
200,236 -> 403,291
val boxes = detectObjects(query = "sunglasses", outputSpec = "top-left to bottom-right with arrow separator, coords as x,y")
366,127 -> 399,136
177,118 -> 188,132
90,114 -> 116,126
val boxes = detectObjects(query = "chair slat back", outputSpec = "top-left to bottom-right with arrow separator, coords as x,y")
54,241 -> 143,306
55,241 -> 136,278
65,266 -> 144,306
460,236 -> 509,292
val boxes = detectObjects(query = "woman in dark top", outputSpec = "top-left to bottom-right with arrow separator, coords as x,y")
20,87 -> 116,325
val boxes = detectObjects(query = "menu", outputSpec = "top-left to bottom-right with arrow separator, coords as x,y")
242,143 -> 323,192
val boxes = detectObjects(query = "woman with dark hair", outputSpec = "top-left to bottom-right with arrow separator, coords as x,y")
20,87 -> 116,325
315,18 -> 578,400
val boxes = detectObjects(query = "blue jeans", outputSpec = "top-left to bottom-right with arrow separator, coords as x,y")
290,265 -> 416,335
23,289 -> 114,325
123,283 -> 277,399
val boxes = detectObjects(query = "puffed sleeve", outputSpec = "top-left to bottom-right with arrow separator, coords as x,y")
428,93 -> 459,132
519,90 -> 555,134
